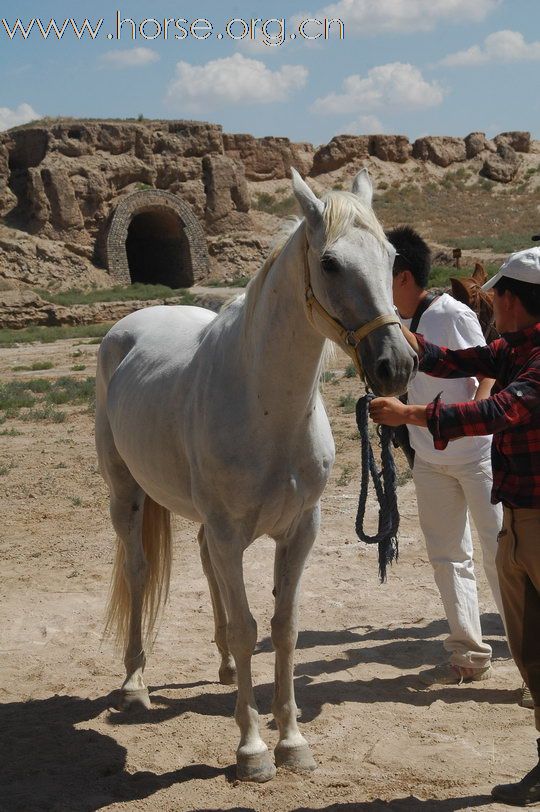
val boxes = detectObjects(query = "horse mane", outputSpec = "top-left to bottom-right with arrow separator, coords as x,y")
243,188 -> 388,333
321,190 -> 387,250
243,217 -> 302,333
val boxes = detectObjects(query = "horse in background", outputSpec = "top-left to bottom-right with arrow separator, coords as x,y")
95,169 -> 417,783
450,262 -> 498,342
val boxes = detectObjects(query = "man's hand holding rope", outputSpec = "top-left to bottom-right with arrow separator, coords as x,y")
369,397 -> 428,428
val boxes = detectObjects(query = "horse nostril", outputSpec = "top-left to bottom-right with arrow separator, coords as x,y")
376,359 -> 392,382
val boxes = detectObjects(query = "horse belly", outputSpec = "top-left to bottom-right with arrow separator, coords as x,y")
102,311 -> 209,520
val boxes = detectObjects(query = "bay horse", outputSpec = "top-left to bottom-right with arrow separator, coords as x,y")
95,169 -> 417,782
450,262 -> 498,341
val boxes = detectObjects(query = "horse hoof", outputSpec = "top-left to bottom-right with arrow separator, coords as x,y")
118,688 -> 151,711
275,742 -> 317,773
219,664 -> 237,685
236,749 -> 276,783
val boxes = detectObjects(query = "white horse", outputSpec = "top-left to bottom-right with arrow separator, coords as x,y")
95,169 -> 417,783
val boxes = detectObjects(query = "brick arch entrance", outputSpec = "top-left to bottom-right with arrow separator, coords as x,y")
106,190 -> 209,287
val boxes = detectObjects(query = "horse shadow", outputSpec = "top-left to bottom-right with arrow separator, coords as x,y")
0,690 -> 232,812
108,615 -> 512,731
189,795 -> 492,811
256,613 -> 509,674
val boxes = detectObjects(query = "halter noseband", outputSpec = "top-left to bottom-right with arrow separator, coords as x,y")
303,252 -> 401,377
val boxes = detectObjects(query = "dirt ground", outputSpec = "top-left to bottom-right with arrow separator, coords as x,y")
0,337 -> 534,812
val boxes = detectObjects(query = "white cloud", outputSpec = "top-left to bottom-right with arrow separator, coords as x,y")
0,102 -> 40,131
100,47 -> 159,68
345,115 -> 385,134
165,53 -> 308,112
440,30 -> 540,67
312,63 -> 444,115
292,0 -> 500,37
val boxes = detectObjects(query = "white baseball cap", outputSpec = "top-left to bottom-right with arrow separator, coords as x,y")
482,247 -> 540,291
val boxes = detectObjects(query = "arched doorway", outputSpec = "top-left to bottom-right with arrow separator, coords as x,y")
105,190 -> 209,287
126,208 -> 192,287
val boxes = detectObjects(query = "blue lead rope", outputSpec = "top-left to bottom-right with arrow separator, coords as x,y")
355,393 -> 400,582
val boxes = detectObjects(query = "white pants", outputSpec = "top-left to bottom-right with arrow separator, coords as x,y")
413,454 -> 504,669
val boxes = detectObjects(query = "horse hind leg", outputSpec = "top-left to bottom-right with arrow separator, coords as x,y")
198,526 -> 236,685
102,459 -> 172,711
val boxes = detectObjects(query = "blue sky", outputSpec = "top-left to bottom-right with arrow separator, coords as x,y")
1,0 -> 539,145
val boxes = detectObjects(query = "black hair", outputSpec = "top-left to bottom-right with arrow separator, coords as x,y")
493,276 -> 540,318
386,225 -> 431,289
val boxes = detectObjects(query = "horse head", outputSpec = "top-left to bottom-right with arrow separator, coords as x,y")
291,168 -> 417,396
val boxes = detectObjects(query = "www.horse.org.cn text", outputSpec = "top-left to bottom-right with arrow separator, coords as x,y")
0,15 -> 345,44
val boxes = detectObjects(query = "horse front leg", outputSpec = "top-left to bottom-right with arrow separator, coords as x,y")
197,525 -> 236,685
272,506 -> 319,772
205,524 -> 275,783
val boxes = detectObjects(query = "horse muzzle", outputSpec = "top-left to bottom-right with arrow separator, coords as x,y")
360,328 -> 418,397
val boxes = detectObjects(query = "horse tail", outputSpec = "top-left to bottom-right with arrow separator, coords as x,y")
104,495 -> 173,652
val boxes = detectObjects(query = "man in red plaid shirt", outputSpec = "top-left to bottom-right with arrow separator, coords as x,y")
370,246 -> 540,807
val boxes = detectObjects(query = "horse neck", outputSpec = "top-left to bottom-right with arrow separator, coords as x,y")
242,225 -> 326,409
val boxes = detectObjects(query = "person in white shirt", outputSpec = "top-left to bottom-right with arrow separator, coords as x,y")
388,225 -> 504,685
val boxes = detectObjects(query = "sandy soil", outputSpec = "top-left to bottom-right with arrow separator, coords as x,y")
0,337 -> 534,812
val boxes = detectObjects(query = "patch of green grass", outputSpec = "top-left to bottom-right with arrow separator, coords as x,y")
0,428 -> 22,436
45,377 -> 95,406
21,405 -> 66,423
344,363 -> 358,378
338,393 -> 357,414
429,264 -> 500,288
70,496 -> 83,507
0,376 -> 94,421
12,360 -> 54,372
320,371 -> 336,383
26,379 -> 52,393
71,364 -> 87,371
0,382 -> 37,411
0,323 -> 113,347
34,284 -> 195,307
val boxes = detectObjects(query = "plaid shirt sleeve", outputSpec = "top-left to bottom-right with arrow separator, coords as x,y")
423,353 -> 540,449
417,334 -> 500,379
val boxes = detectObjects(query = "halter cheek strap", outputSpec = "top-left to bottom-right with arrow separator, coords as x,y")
303,255 -> 401,376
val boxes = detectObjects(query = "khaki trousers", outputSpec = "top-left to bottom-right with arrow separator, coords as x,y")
496,506 -> 540,731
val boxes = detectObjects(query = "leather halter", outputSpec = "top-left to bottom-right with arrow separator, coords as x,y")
303,252 -> 401,377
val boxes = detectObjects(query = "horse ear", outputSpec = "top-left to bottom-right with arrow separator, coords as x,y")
472,262 -> 487,285
291,168 -> 324,230
352,168 -> 373,208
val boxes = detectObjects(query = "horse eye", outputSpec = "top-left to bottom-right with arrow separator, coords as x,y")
321,255 -> 340,274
